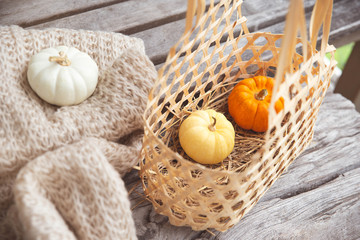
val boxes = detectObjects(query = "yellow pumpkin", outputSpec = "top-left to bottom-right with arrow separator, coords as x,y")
179,109 -> 235,164
228,76 -> 284,132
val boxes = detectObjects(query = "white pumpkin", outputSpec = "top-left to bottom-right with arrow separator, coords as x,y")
27,46 -> 99,106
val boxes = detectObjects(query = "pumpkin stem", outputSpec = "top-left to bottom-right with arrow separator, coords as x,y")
49,51 -> 71,66
208,116 -> 217,132
255,89 -> 268,101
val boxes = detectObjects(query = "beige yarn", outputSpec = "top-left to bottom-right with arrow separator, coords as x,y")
0,26 -> 157,239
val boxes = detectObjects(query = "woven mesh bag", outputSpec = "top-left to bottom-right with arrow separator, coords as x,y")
140,0 -> 336,231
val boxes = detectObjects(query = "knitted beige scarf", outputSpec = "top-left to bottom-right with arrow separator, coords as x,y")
0,26 -> 157,239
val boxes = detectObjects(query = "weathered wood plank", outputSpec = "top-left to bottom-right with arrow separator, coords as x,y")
2,0 -> 357,65
133,0 -> 316,65
0,0 -> 127,27
260,0 -> 360,47
29,0 -> 211,35
124,92 -> 360,239
135,0 -> 359,65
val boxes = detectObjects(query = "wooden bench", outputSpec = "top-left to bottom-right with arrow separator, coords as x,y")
1,0 -> 359,239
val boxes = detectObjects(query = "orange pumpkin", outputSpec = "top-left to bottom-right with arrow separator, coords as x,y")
228,76 -> 284,132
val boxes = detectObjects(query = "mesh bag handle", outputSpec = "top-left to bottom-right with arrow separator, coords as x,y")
158,0 -> 333,104
263,0 -> 334,145
158,0 -> 248,75
184,0 -> 206,34
154,0 -> 249,104
271,0 -> 334,117
310,0 -> 334,55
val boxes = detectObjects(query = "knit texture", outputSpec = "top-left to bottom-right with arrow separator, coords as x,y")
0,26 -> 157,239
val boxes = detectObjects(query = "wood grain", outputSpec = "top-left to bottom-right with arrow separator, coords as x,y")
0,0 -> 127,27
211,168 -> 360,240
28,0 -> 212,35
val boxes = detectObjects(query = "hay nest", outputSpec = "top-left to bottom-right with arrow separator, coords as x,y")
160,77 -> 287,174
